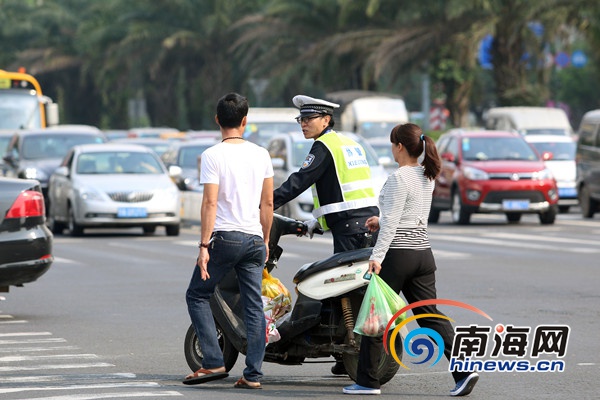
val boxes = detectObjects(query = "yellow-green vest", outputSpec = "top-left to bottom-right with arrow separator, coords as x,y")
313,132 -> 377,230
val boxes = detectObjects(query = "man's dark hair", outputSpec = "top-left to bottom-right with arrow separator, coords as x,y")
216,93 -> 248,128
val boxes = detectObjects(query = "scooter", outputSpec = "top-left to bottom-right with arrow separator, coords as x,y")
183,213 -> 402,384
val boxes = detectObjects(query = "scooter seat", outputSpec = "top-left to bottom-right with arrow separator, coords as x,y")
293,247 -> 372,284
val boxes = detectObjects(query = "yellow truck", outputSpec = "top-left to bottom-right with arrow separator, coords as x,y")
0,69 -> 59,129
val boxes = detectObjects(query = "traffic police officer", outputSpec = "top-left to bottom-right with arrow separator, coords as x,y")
273,95 -> 380,374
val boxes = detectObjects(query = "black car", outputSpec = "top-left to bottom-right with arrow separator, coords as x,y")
0,177 -> 53,293
2,126 -> 107,201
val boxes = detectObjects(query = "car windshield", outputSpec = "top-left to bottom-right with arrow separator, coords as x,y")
246,122 -> 299,146
0,92 -> 41,129
523,128 -> 570,136
359,122 -> 397,140
0,136 -> 11,153
529,141 -> 576,161
462,137 -> 538,161
370,142 -> 394,163
22,134 -> 105,160
141,143 -> 170,157
177,145 -> 213,168
76,151 -> 164,174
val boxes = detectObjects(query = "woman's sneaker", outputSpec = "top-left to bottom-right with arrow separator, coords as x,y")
450,372 -> 479,396
343,384 -> 381,395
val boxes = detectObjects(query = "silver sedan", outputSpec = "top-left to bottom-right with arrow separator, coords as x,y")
47,143 -> 181,236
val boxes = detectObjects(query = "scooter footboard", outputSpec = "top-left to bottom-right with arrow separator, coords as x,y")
275,293 -> 322,343
210,287 -> 247,353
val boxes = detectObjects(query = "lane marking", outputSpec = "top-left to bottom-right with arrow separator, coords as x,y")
0,373 -> 136,384
0,338 -> 67,345
0,354 -> 99,362
0,382 -> 161,394
0,332 -> 52,338
0,345 -> 78,353
19,391 -> 183,399
0,362 -> 114,372
430,234 -> 599,254
483,231 -> 599,246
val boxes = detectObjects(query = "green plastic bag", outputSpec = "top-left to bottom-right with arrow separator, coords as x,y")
354,274 -> 407,337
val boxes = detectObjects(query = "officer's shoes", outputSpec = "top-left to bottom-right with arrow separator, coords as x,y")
331,361 -> 348,375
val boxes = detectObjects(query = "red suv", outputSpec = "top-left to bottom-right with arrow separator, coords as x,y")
429,129 -> 559,225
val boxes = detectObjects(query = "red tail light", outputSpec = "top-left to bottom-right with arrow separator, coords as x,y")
5,190 -> 45,218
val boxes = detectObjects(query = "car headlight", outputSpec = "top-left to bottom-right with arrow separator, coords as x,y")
154,185 -> 180,201
24,167 -> 48,181
532,168 -> 554,180
462,166 -> 489,180
78,187 -> 104,201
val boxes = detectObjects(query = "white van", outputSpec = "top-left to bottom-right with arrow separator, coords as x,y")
245,107 -> 299,147
340,97 -> 409,140
485,106 -> 573,137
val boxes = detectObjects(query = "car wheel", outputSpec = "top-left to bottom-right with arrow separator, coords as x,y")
506,213 -> 522,223
143,226 -> 156,235
579,185 -> 597,218
165,224 -> 180,236
68,205 -> 84,237
451,190 -> 470,225
428,208 -> 441,223
47,204 -> 65,234
558,206 -> 570,213
539,206 -> 557,225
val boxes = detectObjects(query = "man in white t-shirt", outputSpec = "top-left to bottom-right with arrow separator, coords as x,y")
184,93 -> 274,389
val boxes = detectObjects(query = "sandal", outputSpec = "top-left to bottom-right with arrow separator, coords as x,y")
182,368 -> 228,385
233,377 -> 262,389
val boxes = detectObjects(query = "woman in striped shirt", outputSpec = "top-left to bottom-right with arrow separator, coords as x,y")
343,123 -> 479,397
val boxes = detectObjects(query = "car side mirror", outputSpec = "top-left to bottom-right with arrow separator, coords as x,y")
168,165 -> 183,178
271,158 -> 285,169
3,154 -> 16,166
46,103 -> 60,127
441,152 -> 455,163
542,151 -> 553,161
54,166 -> 69,177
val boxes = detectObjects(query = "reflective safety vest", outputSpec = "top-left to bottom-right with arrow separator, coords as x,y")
312,131 -> 377,230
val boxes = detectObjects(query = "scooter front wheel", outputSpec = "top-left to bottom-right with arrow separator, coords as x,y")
184,322 -> 239,372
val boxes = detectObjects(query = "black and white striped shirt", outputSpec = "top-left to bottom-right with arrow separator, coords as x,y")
370,166 -> 433,263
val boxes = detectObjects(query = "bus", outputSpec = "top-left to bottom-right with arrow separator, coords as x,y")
0,69 -> 59,130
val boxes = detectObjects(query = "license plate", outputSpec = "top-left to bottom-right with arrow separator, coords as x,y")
117,207 -> 147,218
558,187 -> 577,197
502,200 -> 530,210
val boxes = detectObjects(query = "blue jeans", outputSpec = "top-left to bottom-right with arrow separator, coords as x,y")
186,231 -> 266,383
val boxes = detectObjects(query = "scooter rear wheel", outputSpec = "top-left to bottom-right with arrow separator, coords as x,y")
342,331 -> 402,386
184,322 -> 239,372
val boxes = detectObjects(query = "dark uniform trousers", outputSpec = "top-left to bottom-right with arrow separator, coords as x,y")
330,217 -> 378,254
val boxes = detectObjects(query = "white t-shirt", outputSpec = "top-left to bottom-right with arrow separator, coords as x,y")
200,141 -> 274,237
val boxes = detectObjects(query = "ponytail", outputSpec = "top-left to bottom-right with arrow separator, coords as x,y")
391,123 -> 441,180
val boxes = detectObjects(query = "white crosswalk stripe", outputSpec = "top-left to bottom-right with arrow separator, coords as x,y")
0,314 -> 182,399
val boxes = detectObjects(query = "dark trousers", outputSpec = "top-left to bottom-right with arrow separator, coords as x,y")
333,231 -> 378,254
356,248 -> 470,389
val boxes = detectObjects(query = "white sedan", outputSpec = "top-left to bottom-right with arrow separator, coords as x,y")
524,134 -> 578,213
47,143 -> 181,236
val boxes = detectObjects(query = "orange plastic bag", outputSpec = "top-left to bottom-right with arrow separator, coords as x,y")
261,269 -> 291,300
